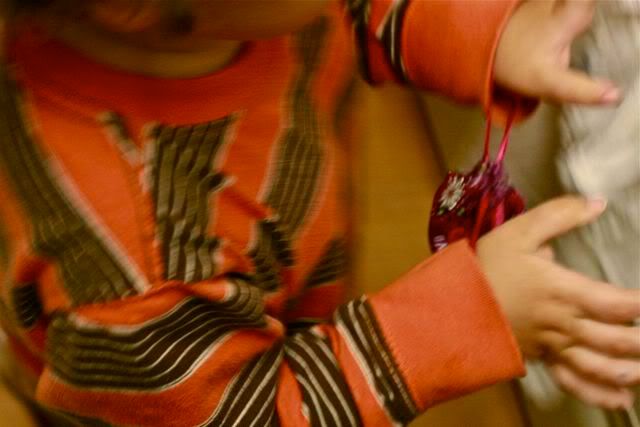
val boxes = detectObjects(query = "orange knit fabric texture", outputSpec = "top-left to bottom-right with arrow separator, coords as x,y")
0,2 -> 523,425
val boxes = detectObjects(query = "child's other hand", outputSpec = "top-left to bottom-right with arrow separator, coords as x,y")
495,0 -> 621,105
477,196 -> 640,409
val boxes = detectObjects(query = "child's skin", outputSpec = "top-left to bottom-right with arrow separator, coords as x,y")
1,0 -> 639,415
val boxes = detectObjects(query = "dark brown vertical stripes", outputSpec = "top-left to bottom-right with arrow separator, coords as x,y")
149,116 -> 233,283
11,282 -> 42,328
249,17 -> 329,292
304,239 -> 347,288
285,330 -> 362,426
0,67 -> 140,306
336,297 -> 418,424
204,345 -> 283,427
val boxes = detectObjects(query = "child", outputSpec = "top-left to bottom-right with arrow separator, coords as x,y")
0,1 -> 637,425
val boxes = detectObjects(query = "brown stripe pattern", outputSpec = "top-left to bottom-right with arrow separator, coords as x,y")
284,330 -> 362,427
345,0 -> 410,83
0,69 -> 141,306
378,0 -> 410,81
100,112 -> 140,166
249,18 -> 329,292
336,296 -> 418,424
202,345 -> 283,427
47,280 -> 265,390
345,0 -> 374,83
11,282 -> 43,328
304,239 -> 347,288
149,117 -> 234,283
250,220 -> 292,292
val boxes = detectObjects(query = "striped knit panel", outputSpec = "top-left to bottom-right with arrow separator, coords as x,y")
377,0 -> 411,81
148,117 -> 235,283
0,71 -> 141,306
345,0 -> 374,83
47,280 -> 264,391
201,345 -> 283,427
11,282 -> 43,329
345,0 -> 410,83
249,17 -> 329,292
284,329 -> 362,427
304,238 -> 347,288
336,296 -> 418,425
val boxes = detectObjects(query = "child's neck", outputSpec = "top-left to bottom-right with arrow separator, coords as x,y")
51,20 -> 244,79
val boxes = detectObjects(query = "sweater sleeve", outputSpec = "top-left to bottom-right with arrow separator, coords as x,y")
36,241 -> 523,426
344,0 -> 538,123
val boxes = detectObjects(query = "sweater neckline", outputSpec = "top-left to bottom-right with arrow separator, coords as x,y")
8,25 -> 289,124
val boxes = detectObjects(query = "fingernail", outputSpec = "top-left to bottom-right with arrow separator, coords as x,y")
600,86 -> 621,103
587,196 -> 608,213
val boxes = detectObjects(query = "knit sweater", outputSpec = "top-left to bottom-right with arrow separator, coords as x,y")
0,1 -> 523,425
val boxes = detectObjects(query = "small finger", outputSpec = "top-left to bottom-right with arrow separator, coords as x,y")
549,363 -> 634,410
505,195 -> 606,249
560,276 -> 640,323
572,318 -> 640,357
541,68 -> 621,105
558,346 -> 640,387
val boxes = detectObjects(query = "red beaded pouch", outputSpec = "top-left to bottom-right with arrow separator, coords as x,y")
428,112 -> 525,253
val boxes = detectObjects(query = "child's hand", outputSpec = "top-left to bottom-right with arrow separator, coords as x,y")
495,0 -> 621,105
477,196 -> 640,409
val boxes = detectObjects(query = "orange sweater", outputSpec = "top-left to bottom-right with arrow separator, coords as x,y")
0,1 -> 524,425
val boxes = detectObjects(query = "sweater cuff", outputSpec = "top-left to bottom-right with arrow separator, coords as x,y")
368,240 -> 525,410
401,0 -> 537,124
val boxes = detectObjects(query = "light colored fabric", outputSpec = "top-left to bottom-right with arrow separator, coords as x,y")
524,1 -> 640,425
556,0 -> 640,292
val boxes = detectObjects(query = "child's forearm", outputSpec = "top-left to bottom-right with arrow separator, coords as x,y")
345,0 -> 523,115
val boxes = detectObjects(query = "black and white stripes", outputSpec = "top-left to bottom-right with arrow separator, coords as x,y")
378,0 -> 411,82
149,117 -> 234,283
336,297 -> 418,425
285,329 -> 362,427
47,280 -> 265,391
203,345 -> 283,427
304,239 -> 347,288
249,18 -> 329,292
264,17 -> 328,235
0,68 -> 143,306
11,282 -> 43,328
346,0 -> 411,83
345,0 -> 374,83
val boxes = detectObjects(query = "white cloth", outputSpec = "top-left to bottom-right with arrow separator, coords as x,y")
556,0 -> 640,292
521,2 -> 640,426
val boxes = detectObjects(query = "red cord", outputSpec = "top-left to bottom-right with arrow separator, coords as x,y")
473,107 -> 517,248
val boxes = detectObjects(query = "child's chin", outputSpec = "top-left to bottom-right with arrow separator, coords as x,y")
186,0 -> 332,40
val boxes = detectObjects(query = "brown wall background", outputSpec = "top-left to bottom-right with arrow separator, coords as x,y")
350,83 -> 526,427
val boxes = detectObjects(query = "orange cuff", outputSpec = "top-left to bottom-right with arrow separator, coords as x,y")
368,240 -> 524,410
401,0 -> 537,124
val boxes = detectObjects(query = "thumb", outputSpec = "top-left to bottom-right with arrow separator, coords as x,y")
541,66 -> 621,105
507,196 -> 607,250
